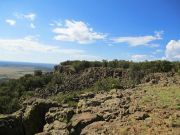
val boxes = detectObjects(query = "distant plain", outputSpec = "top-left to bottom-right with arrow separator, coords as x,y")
0,61 -> 54,80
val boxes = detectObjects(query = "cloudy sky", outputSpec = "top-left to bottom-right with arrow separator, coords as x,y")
0,0 -> 180,64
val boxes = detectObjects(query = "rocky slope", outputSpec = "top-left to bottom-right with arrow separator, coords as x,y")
35,67 -> 132,97
0,73 -> 180,135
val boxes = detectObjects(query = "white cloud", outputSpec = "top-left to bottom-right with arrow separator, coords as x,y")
112,31 -> 163,47
5,19 -> 16,26
0,36 -> 100,63
30,23 -> 36,29
165,40 -> 180,61
14,12 -> 36,21
14,12 -> 36,28
131,54 -> 163,61
131,54 -> 148,61
53,20 -> 106,44
0,37 -> 84,54
24,13 -> 36,21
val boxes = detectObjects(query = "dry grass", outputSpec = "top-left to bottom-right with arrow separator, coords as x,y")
0,67 -> 35,79
139,85 -> 180,110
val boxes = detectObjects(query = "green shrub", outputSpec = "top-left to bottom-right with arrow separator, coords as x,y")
51,92 -> 80,107
94,77 -> 121,91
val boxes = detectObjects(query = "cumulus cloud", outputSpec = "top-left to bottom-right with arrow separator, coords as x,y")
0,37 -> 84,54
53,20 -> 106,44
165,40 -> 180,61
0,36 -> 101,63
112,31 -> 163,47
5,19 -> 16,26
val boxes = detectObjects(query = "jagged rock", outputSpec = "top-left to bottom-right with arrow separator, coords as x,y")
78,92 -> 95,99
76,100 -> 87,113
94,93 -> 112,102
86,99 -> 101,107
103,98 -> 121,108
22,98 -> 59,135
0,98 -> 59,135
43,120 -> 67,132
81,121 -> 108,135
45,107 -> 75,124
0,112 -> 24,135
71,112 -> 103,134
36,129 -> 69,135
134,112 -> 150,120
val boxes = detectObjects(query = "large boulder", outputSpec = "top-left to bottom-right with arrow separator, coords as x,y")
81,121 -> 108,135
71,112 -> 103,134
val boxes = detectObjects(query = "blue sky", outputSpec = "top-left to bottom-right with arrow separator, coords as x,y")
0,0 -> 180,64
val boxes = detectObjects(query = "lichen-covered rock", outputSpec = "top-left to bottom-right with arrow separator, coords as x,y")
0,112 -> 24,135
45,107 -> 75,124
43,120 -> 67,132
81,121 -> 108,135
22,98 -> 59,135
0,98 -> 59,135
133,112 -> 150,120
36,129 -> 69,135
71,112 -> 103,134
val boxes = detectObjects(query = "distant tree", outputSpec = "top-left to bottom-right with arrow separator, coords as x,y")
118,60 -> 130,69
129,63 -> 144,83
91,61 -> 102,67
108,59 -> 119,68
160,60 -> 172,72
102,60 -> 108,67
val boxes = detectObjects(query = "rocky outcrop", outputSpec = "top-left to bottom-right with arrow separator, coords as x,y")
0,111 -> 24,135
22,98 -> 59,135
36,89 -> 133,135
0,98 -> 59,135
70,112 -> 103,134
1,73 -> 179,135
35,67 -> 132,97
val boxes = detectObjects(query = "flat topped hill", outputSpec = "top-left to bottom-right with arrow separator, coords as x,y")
0,60 -> 180,135
0,73 -> 179,135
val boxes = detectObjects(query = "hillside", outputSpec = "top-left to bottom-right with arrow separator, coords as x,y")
0,60 -> 180,135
